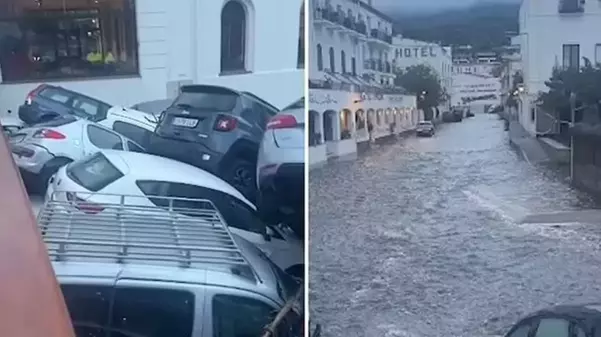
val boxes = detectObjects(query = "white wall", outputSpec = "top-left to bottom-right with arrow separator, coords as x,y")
451,73 -> 502,107
517,0 -> 601,135
0,0 -> 303,116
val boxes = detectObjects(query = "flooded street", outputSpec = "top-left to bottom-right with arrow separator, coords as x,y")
309,114 -> 601,337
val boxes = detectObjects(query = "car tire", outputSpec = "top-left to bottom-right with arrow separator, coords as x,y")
224,159 -> 257,204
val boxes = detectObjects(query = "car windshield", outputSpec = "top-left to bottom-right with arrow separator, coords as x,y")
67,152 -> 124,192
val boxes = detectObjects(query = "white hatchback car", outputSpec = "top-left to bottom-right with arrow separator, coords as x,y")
256,98 -> 305,238
46,150 -> 304,277
10,116 -> 144,193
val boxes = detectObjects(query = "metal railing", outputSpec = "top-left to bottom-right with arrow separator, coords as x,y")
38,191 -> 259,280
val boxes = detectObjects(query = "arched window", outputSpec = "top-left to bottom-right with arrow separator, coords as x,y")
297,4 -> 304,68
351,57 -> 356,75
340,50 -> 346,74
221,1 -> 247,73
316,44 -> 323,71
329,47 -> 335,72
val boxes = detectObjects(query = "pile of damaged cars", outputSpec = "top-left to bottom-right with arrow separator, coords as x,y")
5,83 -> 305,280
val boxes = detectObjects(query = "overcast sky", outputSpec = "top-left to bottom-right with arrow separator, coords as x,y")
375,0 -> 520,12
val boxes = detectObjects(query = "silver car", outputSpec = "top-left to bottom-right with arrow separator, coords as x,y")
10,115 -> 144,193
37,196 -> 302,337
256,97 -> 305,238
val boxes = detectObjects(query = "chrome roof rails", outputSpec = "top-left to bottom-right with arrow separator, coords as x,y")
38,192 -> 259,281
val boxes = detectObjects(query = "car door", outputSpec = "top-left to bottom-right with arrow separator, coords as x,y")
203,288 -> 283,337
83,124 -> 125,156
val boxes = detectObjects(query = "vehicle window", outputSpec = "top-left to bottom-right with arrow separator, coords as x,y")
212,295 -> 277,337
39,87 -> 72,104
72,96 -> 101,118
173,92 -> 238,111
534,318 -> 570,337
87,125 -> 124,150
241,91 -> 279,111
111,287 -> 195,337
113,121 -> 153,148
126,140 -> 145,153
67,152 -> 124,192
282,98 -> 304,111
507,323 -> 531,337
135,181 -> 265,235
60,284 -> 111,337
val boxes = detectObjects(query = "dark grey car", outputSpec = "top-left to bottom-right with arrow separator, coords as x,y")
18,84 -> 111,125
148,85 -> 278,203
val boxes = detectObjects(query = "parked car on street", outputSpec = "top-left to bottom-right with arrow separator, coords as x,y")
149,84 -> 279,203
256,98 -> 305,238
130,98 -> 173,116
416,120 -> 435,137
98,106 -> 158,148
18,84 -> 112,125
10,116 -> 144,193
503,304 -> 601,337
46,150 -> 304,277
37,197 -> 302,337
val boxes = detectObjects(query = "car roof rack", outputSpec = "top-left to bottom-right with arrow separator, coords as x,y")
38,192 -> 260,282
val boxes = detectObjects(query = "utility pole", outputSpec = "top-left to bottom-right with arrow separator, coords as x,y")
569,92 -> 576,182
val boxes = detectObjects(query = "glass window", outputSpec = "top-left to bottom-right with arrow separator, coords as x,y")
562,44 -> 580,69
173,91 -> 238,112
220,1 -> 247,72
87,125 -> 124,150
71,96 -> 109,120
0,1 -> 138,82
60,284 -> 112,337
113,121 -> 153,148
38,87 -> 72,104
126,140 -> 145,153
534,318 -> 570,337
67,152 -> 124,191
135,181 -> 266,235
329,47 -> 335,72
316,44 -> 323,71
212,295 -> 276,337
111,287 -> 195,337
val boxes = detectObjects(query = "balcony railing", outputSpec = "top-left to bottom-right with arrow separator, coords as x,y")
314,6 -> 368,37
364,59 -> 389,72
370,29 -> 392,44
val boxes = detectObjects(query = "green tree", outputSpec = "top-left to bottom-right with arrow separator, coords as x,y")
394,64 -> 446,120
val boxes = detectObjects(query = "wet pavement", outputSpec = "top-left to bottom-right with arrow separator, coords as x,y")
309,114 -> 601,337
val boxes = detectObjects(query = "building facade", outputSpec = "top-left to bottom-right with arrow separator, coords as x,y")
516,0 -> 601,136
451,51 -> 502,112
308,0 -> 420,168
0,0 -> 304,115
391,37 -> 453,112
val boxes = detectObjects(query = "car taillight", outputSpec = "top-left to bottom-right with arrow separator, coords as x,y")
32,129 -> 66,139
214,116 -> 237,131
25,84 -> 45,105
266,115 -> 297,130
66,192 -> 105,214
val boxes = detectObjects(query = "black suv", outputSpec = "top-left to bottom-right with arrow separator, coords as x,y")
148,85 -> 279,203
18,84 -> 111,125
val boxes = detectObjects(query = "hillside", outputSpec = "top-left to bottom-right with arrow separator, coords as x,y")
389,2 -> 520,52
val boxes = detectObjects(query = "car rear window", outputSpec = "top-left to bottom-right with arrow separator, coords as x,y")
35,115 -> 78,127
67,152 -> 124,192
282,98 -> 304,110
173,91 -> 238,111
38,87 -> 72,104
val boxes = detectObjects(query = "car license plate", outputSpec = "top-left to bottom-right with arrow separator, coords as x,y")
172,117 -> 198,128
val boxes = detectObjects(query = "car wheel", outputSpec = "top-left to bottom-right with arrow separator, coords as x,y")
225,159 -> 257,203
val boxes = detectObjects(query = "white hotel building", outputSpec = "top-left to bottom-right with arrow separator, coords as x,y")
391,37 -> 453,113
516,0 -> 601,136
0,0 -> 304,114
309,0 -> 420,168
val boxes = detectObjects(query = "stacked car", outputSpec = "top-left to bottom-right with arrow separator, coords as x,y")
5,83 -> 305,273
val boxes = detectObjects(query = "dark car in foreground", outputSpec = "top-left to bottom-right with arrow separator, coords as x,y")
505,304 -> 601,337
148,84 -> 279,203
416,121 -> 435,137
18,84 -> 111,125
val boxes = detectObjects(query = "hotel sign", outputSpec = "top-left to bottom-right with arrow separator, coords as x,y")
395,46 -> 436,58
